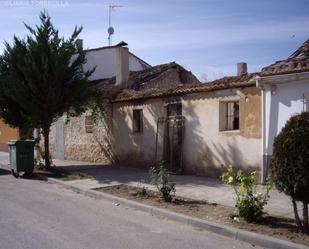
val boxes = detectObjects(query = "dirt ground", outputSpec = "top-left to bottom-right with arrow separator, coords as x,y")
35,167 -> 92,181
96,184 -> 309,246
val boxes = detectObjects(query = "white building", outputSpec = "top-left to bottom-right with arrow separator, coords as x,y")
82,41 -> 150,81
255,39 -> 309,182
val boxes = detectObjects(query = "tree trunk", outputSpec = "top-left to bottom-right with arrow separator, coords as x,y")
292,198 -> 303,232
303,201 -> 309,234
43,126 -> 50,170
35,129 -> 41,160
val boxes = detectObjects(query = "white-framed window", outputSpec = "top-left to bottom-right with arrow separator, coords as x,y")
219,101 -> 239,131
133,109 -> 143,133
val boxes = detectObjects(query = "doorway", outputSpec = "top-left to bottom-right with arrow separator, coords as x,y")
155,97 -> 185,173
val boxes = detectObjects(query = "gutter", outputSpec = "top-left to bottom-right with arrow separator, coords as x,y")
254,76 -> 267,183
256,71 -> 309,86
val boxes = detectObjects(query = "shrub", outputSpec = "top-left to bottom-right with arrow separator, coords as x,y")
34,158 -> 54,170
221,166 -> 272,222
149,162 -> 175,202
34,159 -> 45,170
135,180 -> 148,198
270,112 -> 309,233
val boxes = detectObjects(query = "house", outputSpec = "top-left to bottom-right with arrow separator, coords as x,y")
49,53 -> 262,177
48,39 -> 309,179
254,39 -> 309,182
48,41 -> 152,160
110,64 -> 261,176
50,60 -> 201,163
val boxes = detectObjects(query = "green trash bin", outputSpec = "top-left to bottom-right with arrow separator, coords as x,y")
7,140 -> 35,178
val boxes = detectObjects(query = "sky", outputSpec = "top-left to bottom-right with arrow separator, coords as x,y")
0,0 -> 308,81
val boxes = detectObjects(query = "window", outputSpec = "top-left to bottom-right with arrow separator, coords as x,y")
133,109 -> 143,133
220,101 -> 239,131
85,115 -> 94,133
166,97 -> 182,117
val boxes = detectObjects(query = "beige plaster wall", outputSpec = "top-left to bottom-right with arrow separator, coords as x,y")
48,86 -> 261,177
113,86 -> 261,176
182,87 -> 261,177
112,99 -> 166,166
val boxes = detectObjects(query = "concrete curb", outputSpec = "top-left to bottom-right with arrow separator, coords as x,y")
35,174 -> 308,249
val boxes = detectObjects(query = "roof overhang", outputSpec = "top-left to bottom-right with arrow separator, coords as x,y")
253,71 -> 309,89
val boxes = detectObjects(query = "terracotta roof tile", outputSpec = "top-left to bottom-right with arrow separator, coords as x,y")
261,39 -> 309,76
112,73 -> 257,102
92,62 -> 200,91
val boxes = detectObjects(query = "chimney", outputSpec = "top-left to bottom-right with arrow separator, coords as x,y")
115,41 -> 129,86
237,62 -> 247,76
76,39 -> 83,50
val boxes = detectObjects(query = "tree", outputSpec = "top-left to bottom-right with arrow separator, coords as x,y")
0,12 -> 95,169
270,112 -> 309,234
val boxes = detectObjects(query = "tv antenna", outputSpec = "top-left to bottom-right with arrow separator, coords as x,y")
108,4 -> 123,46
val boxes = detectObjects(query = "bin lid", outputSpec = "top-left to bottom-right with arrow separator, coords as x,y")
7,139 -> 35,146
7,140 -> 18,145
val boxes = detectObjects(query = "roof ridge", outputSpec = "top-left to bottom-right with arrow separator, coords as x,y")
288,38 -> 309,59
261,38 -> 309,76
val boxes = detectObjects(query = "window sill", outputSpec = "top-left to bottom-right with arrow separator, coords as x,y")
132,131 -> 143,135
219,129 -> 240,134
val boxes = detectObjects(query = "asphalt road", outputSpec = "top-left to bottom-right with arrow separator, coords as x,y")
0,168 -> 261,249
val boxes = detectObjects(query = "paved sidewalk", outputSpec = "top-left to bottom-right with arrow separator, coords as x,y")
0,152 -> 296,219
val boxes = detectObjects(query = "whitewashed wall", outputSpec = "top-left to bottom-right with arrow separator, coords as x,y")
83,47 -> 149,81
258,73 -> 309,182
263,78 -> 309,155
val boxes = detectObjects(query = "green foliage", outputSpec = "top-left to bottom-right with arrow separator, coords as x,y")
270,112 -> 309,233
34,158 -> 46,170
19,126 -> 34,140
149,161 -> 176,202
90,96 -> 107,125
221,166 -> 272,222
270,112 -> 309,202
135,180 -> 148,198
34,158 -> 54,170
0,12 -> 95,168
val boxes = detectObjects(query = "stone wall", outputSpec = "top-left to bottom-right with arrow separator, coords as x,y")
48,103 -> 114,164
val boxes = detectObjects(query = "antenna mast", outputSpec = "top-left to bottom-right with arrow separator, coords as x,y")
108,4 -> 122,46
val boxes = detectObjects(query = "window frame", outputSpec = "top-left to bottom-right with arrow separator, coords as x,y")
132,109 -> 143,133
85,115 -> 94,133
219,100 -> 240,132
